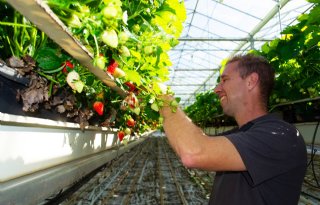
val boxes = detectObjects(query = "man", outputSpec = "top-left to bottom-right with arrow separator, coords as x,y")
160,54 -> 307,205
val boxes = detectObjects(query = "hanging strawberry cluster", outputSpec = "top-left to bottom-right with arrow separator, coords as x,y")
35,0 -> 186,137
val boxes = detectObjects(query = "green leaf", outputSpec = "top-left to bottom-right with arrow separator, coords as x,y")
85,75 -> 95,86
130,50 -> 141,60
306,0 -> 319,4
144,104 -> 160,121
151,102 -> 159,112
35,47 -> 64,70
124,70 -> 141,85
261,42 -> 270,54
269,39 -> 280,49
155,46 -> 163,66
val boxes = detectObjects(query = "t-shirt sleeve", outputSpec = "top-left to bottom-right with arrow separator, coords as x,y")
226,120 -> 305,186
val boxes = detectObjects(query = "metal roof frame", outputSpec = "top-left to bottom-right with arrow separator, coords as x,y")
167,0 -> 314,107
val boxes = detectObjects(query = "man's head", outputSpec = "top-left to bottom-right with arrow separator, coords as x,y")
214,54 -> 275,117
227,54 -> 275,107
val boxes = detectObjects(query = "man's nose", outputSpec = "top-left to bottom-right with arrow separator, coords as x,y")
213,83 -> 221,94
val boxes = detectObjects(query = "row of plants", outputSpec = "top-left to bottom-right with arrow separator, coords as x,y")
0,0 -> 186,139
185,0 -> 319,127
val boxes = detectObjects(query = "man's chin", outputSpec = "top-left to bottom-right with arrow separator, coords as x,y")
222,108 -> 232,117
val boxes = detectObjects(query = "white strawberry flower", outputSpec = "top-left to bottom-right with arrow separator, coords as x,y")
66,70 -> 80,90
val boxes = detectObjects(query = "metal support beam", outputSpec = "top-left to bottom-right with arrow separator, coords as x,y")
175,93 -> 197,95
170,84 -> 205,86
229,0 -> 290,56
178,37 -> 273,42
171,48 -> 247,52
172,68 -> 216,71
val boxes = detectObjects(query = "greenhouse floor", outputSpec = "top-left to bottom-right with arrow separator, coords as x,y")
42,137 -> 320,205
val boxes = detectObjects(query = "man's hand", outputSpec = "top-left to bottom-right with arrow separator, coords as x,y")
159,94 -> 180,113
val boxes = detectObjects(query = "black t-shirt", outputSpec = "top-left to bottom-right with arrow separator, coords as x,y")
209,114 -> 307,205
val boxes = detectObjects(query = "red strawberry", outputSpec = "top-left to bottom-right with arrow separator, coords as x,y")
117,131 -> 125,141
124,82 -> 136,92
126,118 -> 135,127
62,60 -> 74,73
107,59 -> 118,74
93,101 -> 104,116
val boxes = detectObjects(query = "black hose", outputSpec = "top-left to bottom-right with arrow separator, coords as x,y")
306,119 -> 319,188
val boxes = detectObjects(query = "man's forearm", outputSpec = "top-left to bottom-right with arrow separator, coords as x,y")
160,104 -> 206,161
160,99 -> 246,171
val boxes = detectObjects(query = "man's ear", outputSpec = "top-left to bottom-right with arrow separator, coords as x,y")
247,72 -> 259,90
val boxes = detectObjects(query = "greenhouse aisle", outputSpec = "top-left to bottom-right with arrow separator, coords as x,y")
41,136 -> 320,205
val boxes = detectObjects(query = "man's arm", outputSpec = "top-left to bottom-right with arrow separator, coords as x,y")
160,100 -> 246,171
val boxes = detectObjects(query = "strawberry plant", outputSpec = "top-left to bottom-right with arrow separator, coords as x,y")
254,1 -> 320,105
0,0 -> 187,135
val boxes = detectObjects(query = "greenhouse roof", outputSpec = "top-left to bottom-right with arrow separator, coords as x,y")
167,0 -> 314,107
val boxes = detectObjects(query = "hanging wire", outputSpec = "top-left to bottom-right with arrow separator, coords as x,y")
276,0 -> 283,37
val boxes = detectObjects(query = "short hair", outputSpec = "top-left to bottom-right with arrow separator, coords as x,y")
226,54 -> 275,107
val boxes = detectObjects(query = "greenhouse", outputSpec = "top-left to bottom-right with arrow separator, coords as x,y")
0,0 -> 319,204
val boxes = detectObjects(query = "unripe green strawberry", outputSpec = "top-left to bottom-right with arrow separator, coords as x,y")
79,5 -> 90,14
124,127 -> 131,135
170,99 -> 179,113
102,6 -> 118,18
144,46 -> 153,55
67,14 -> 82,28
133,107 -> 140,115
120,45 -> 130,57
170,99 -> 179,107
101,29 -> 118,48
133,24 -> 140,33
118,32 -> 129,44
94,55 -> 106,70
